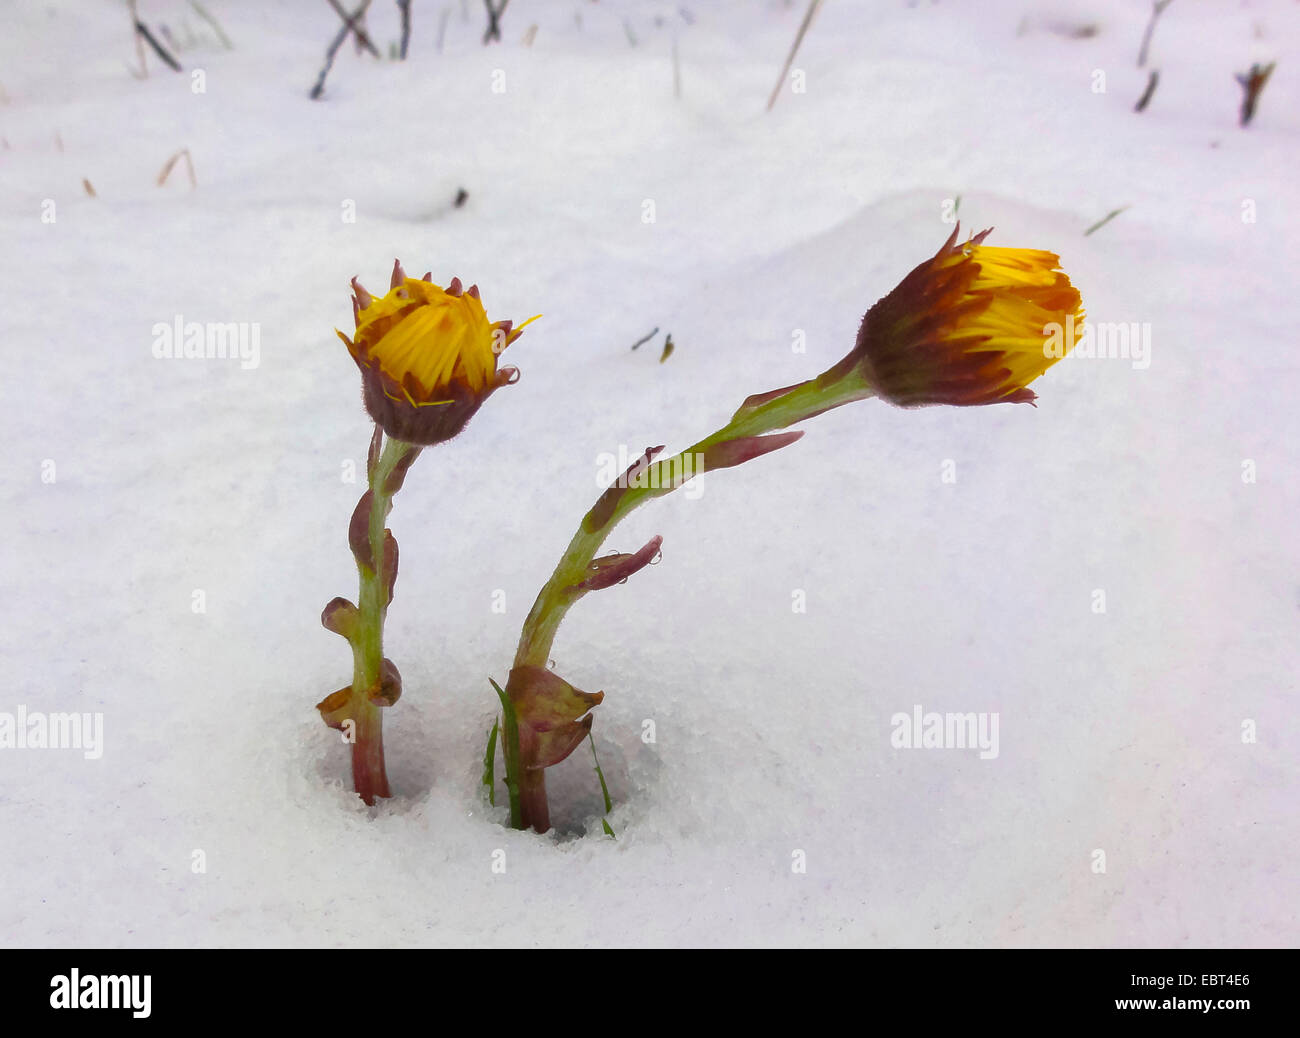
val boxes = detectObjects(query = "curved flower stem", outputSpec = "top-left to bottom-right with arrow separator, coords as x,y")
514,362 -> 871,671
504,361 -> 873,830
347,432 -> 421,803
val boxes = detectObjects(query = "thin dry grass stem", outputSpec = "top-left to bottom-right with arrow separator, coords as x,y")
157,148 -> 197,189
767,0 -> 822,112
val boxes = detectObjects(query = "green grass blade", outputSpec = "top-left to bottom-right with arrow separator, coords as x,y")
481,718 -> 499,807
588,732 -> 616,837
489,677 -> 523,829
588,732 -> 613,813
1084,206 -> 1130,236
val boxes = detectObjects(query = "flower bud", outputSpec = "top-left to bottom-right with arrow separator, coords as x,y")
851,226 -> 1084,407
336,264 -> 538,444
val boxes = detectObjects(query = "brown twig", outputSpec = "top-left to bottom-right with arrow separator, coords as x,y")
188,0 -> 233,49
1137,0 -> 1174,69
1134,69 -> 1159,112
397,0 -> 412,58
1236,62 -> 1275,127
483,0 -> 509,44
157,147 -> 197,189
134,19 -> 183,72
767,0 -> 822,111
311,0 -> 374,99
327,0 -> 381,57
128,0 -> 148,77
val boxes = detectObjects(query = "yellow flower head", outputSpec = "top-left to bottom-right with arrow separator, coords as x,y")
852,226 -> 1084,407
337,260 -> 538,444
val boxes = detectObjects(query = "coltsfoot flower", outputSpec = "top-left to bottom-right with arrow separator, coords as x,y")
849,225 -> 1085,407
320,262 -> 536,804
488,224 -> 1086,833
337,261 -> 538,445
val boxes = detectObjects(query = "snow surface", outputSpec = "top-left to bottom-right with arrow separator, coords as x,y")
1,0 -> 1297,947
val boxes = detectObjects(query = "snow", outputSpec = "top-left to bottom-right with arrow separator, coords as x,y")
1,0 -> 1296,946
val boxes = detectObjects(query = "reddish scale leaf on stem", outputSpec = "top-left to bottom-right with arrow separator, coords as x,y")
383,447 -> 422,495
584,445 -> 665,532
701,430 -> 804,471
348,490 -> 375,571
321,596 -> 359,638
316,687 -> 353,729
734,378 -> 813,413
368,658 -> 403,707
382,532 -> 399,604
366,425 -> 381,480
507,665 -> 605,771
571,535 -> 663,593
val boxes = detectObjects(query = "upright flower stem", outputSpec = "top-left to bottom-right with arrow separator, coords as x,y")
345,432 -> 420,804
504,361 -> 874,830
327,260 -> 537,808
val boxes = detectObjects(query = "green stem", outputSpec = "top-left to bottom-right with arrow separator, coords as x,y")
503,360 -> 872,831
517,768 -> 548,833
513,362 -> 872,671
348,433 -> 420,804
